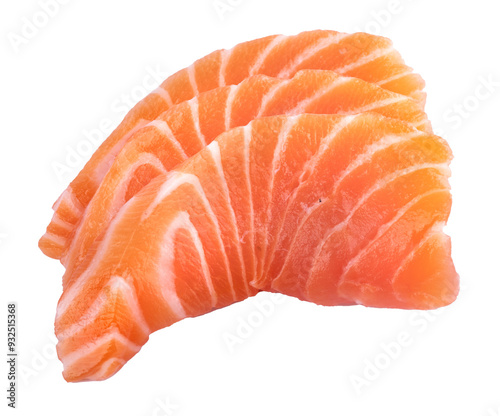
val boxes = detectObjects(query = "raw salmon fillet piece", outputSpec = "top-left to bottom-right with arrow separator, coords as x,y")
54,114 -> 458,382
39,30 -> 426,259
57,70 -> 431,281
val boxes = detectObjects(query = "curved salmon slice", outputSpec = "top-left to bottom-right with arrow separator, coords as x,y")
57,70 -> 431,283
55,114 -> 458,382
39,30 -> 426,260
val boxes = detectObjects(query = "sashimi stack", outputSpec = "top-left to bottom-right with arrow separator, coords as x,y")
39,30 -> 459,382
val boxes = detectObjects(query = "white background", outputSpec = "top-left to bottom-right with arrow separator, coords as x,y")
1,0 -> 499,415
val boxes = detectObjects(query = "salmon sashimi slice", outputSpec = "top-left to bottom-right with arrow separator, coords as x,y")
54,114 -> 458,382
39,29 -> 426,260
57,70 -> 431,283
